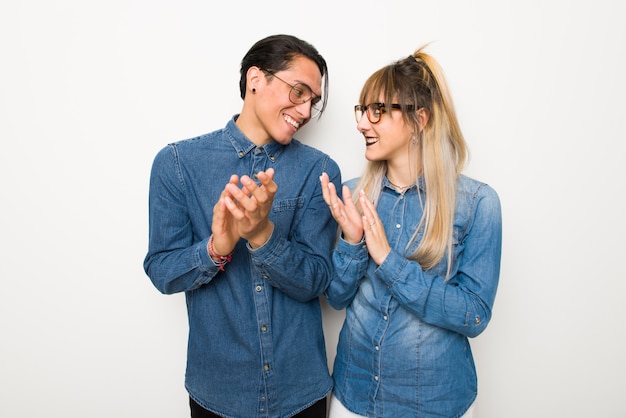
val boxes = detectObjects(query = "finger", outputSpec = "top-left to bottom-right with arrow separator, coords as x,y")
224,183 -> 251,206
341,186 -> 354,210
213,196 -> 227,215
359,190 -> 374,220
242,174 -> 273,205
226,176 -> 260,207
362,215 -> 375,232
255,169 -> 278,195
359,190 -> 381,224
319,173 -> 331,203
326,181 -> 340,208
344,191 -> 363,224
223,196 -> 246,220
320,173 -> 339,214
339,188 -> 362,225
239,175 -> 258,194
216,175 -> 238,201
261,167 -> 275,181
212,200 -> 226,232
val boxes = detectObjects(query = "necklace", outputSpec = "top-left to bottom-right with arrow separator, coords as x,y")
388,179 -> 412,191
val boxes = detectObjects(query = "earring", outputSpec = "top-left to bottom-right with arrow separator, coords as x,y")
252,88 -> 256,93
412,130 -> 424,144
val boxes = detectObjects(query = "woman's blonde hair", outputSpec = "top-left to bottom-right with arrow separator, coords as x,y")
354,45 -> 468,274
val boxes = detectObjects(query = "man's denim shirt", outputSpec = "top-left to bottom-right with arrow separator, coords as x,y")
144,117 -> 341,417
326,176 -> 502,418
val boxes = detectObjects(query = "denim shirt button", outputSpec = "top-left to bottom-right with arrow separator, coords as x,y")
262,275 -> 269,280
395,224 -> 401,229
375,345 -> 380,351
255,285 -> 262,292
261,325 -> 267,332
374,375 -> 379,381
474,316 -> 481,324
383,315 -> 388,321
264,364 -> 270,371
238,151 -> 244,157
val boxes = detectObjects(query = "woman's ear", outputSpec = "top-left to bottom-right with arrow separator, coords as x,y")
417,108 -> 429,131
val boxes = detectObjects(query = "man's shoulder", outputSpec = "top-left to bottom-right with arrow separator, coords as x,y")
288,138 -> 338,166
169,129 -> 223,149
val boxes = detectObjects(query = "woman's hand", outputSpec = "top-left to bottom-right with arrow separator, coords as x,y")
320,172 -> 363,244
358,189 -> 391,265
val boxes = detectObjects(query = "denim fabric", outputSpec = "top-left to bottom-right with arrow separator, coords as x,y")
327,176 -> 502,418
144,116 -> 341,417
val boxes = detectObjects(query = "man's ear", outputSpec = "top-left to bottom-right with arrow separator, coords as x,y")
246,66 -> 263,94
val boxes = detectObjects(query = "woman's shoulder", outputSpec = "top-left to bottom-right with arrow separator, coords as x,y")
457,174 -> 501,218
458,174 -> 498,198
343,177 -> 360,189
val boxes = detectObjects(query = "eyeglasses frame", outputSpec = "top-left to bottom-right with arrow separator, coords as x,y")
261,69 -> 322,112
354,103 -> 416,124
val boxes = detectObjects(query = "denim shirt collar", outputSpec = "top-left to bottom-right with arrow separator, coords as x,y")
226,115 -> 285,162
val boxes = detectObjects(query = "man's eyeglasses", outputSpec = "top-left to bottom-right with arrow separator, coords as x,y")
354,103 -> 415,124
263,69 -> 322,117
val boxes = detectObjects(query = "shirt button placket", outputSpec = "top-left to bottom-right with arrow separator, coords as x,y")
253,280 -> 274,403
371,312 -> 388,396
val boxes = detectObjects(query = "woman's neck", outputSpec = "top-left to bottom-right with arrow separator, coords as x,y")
386,164 -> 420,190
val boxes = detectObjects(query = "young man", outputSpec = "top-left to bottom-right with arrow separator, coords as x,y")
144,34 -> 341,417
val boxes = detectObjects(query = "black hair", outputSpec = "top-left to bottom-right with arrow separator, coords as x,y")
239,34 -> 329,115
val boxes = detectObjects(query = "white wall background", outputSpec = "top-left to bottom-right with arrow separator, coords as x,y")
1,1 -> 625,417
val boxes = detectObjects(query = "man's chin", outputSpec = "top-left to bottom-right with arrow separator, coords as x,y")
274,136 -> 294,145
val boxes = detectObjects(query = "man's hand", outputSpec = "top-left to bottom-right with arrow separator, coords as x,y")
223,168 -> 277,248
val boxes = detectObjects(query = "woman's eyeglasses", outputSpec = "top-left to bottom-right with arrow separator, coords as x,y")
354,103 -> 415,124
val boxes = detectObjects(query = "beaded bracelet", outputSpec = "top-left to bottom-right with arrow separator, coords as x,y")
208,235 -> 233,271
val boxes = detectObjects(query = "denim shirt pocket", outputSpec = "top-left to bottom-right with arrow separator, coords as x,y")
271,196 -> 305,233
272,196 -> 305,211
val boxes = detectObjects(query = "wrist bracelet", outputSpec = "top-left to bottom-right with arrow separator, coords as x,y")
208,235 -> 233,271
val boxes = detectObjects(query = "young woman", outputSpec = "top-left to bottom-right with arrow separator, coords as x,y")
321,46 -> 502,417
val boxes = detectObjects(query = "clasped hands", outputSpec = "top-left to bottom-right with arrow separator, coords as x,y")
320,172 -> 391,266
210,168 -> 277,257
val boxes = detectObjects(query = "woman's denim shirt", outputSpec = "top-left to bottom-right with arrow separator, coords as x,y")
144,117 -> 340,417
326,176 -> 502,418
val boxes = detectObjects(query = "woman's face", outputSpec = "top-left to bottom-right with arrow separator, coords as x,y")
254,55 -> 322,145
356,98 -> 414,164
